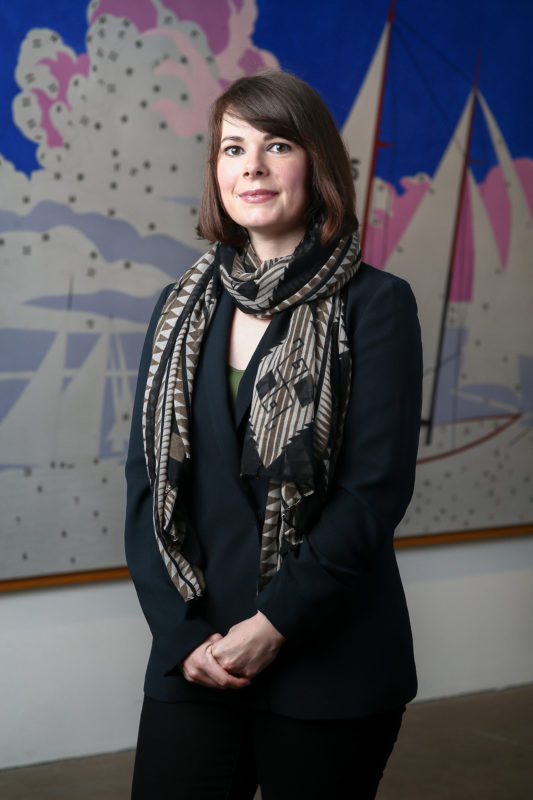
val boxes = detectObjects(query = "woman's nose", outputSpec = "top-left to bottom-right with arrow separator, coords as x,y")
243,150 -> 267,177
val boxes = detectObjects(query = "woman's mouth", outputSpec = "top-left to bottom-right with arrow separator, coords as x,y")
238,190 -> 278,203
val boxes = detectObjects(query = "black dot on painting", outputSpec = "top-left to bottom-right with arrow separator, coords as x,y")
74,497 -> 80,504
61,531 -> 67,538
126,68 -> 133,75
135,40 -> 142,48
102,476 -> 108,483
102,527 -> 108,534
16,516 -> 22,523
108,209 -> 115,216
22,553 -> 28,560
153,85 -> 161,92
159,122 -> 167,129
145,186 -> 152,193
110,182 -> 117,189
37,485 -> 43,492
148,222 -> 156,230
70,557 -> 76,564
196,134 -> 203,142
94,122 -> 102,130
77,173 -> 84,181
171,164 -> 178,172
93,510 -> 99,517
22,196 -> 30,204
68,196 -> 76,203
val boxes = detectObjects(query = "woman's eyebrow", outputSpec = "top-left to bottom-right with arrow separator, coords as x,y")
220,133 -> 279,145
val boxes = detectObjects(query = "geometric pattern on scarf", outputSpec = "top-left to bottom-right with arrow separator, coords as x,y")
143,230 -> 361,601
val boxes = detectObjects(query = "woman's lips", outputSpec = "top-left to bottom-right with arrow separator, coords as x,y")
238,190 -> 278,203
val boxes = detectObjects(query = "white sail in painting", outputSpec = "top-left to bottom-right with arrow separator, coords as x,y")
342,11 -> 393,220
456,93 -> 533,401
384,90 -> 477,422
54,332 -> 109,461
0,330 -> 67,465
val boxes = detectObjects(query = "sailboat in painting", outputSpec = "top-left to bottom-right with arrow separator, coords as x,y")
342,1 -> 533,538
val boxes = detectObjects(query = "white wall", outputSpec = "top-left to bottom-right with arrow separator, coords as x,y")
0,580 -> 150,770
398,536 -> 533,700
1,535 -> 532,769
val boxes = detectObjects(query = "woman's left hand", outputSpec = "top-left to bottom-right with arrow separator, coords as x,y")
210,611 -> 285,680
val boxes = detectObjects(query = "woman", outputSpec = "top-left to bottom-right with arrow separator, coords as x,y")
125,70 -> 422,799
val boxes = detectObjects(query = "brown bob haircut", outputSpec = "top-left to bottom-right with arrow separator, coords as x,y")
197,70 -> 358,248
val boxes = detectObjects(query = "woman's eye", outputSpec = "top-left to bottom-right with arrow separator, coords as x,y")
224,145 -> 243,156
269,142 -> 291,154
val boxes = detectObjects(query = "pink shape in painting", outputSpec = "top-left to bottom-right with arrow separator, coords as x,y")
33,52 -> 90,147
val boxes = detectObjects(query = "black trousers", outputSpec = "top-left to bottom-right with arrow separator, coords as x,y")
131,696 -> 404,800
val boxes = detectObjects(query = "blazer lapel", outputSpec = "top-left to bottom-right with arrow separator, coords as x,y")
201,289 -> 242,471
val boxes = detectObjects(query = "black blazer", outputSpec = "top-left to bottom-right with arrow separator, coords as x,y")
125,261 -> 422,719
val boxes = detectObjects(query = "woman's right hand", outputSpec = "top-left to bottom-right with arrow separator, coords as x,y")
180,633 -> 252,690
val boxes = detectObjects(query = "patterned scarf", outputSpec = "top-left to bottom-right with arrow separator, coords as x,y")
143,229 -> 361,601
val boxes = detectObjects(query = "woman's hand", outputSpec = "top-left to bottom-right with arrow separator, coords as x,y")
180,633 -> 251,690
210,612 -> 285,681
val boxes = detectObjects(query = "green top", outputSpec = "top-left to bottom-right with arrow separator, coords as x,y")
228,364 -> 245,409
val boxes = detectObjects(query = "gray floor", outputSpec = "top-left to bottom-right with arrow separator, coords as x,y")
1,685 -> 531,799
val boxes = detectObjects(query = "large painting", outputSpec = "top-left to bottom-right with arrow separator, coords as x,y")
1,0 -> 531,587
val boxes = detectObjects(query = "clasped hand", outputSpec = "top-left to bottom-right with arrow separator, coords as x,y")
180,611 -> 285,690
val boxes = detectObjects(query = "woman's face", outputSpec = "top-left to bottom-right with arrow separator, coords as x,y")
216,114 -> 309,254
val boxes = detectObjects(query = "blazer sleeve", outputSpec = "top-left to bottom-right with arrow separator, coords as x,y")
124,286 -> 215,674
256,273 -> 423,640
